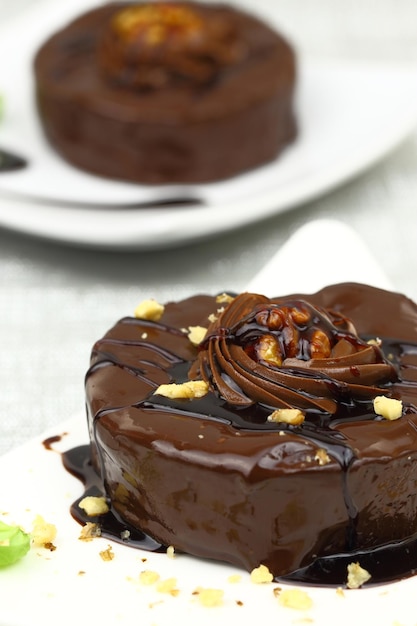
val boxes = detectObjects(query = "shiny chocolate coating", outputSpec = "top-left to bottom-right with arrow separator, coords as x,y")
83,283 -> 417,581
33,2 -> 297,183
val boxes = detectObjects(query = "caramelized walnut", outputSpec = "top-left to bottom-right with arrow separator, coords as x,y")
98,2 -> 247,90
191,292 -> 398,415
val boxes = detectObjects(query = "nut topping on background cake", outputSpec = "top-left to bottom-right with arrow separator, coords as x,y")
98,2 -> 247,90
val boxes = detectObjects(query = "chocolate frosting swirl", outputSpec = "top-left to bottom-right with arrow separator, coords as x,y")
98,2 -> 247,90
194,293 -> 398,414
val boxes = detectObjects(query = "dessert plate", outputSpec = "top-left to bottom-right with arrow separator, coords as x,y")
1,219 -> 414,626
0,0 -> 417,248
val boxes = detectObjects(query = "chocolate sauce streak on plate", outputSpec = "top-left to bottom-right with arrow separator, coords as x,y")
0,149 -> 27,172
63,445 -> 164,552
43,434 -> 63,450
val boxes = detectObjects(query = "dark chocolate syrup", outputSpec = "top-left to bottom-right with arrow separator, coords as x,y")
63,288 -> 417,588
63,444 -> 164,553
0,148 -> 27,172
43,434 -> 65,450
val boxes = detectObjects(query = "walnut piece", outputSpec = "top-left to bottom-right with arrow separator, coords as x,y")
99,545 -> 115,561
250,564 -> 273,584
134,299 -> 165,321
139,570 -> 160,585
257,334 -> 282,366
373,395 -> 403,421
346,562 -> 371,589
194,587 -> 224,607
188,326 -> 207,346
277,588 -> 313,610
156,577 -> 180,596
216,293 -> 234,304
315,448 -> 331,466
154,380 -> 209,399
267,408 -> 305,425
227,574 -> 242,584
31,515 -> 57,548
79,522 -> 102,541
78,496 -> 109,517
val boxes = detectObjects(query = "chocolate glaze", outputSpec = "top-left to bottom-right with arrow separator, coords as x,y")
33,2 -> 297,183
76,283 -> 417,584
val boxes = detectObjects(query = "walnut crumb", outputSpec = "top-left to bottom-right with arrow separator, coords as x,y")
367,337 -> 382,346
79,522 -> 101,541
250,564 -> 273,584
194,587 -> 224,607
227,574 -> 242,584
216,293 -> 234,304
277,588 -> 313,610
78,496 -> 109,517
336,587 -> 345,598
315,448 -> 331,465
139,570 -> 160,585
188,326 -> 207,346
134,299 -> 165,321
373,395 -> 403,420
346,562 -> 371,588
31,514 -> 57,548
156,577 -> 179,596
99,545 -> 115,561
267,408 -> 305,425
208,313 -> 218,323
166,545 -> 175,559
154,380 -> 209,399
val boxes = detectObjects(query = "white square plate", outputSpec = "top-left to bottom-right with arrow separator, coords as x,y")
2,220 -> 415,626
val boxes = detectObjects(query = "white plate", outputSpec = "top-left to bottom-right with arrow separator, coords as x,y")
1,219 -> 415,626
0,0 -> 417,248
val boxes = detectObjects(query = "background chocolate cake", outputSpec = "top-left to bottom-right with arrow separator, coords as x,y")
33,1 -> 297,183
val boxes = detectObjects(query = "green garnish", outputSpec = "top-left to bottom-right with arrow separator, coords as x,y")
0,520 -> 31,567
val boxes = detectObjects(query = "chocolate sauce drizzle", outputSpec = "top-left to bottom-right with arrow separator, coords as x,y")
0,148 -> 27,172
63,289 -> 417,586
63,444 -> 164,553
63,337 -> 417,586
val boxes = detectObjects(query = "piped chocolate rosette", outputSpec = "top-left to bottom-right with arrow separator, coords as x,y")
191,292 -> 399,422
97,2 -> 247,89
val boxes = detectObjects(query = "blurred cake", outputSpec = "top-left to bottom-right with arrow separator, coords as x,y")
33,1 -> 297,183
83,283 -> 417,583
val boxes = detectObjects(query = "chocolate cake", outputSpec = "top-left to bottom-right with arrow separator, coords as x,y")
33,2 -> 297,184
81,283 -> 417,584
